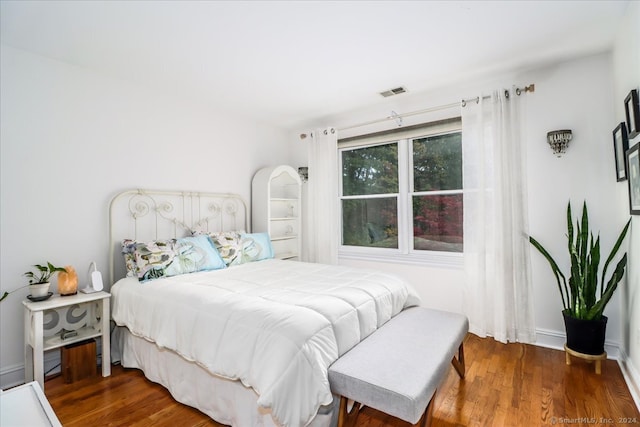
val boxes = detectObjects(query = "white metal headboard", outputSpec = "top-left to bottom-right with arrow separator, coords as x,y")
108,189 -> 248,285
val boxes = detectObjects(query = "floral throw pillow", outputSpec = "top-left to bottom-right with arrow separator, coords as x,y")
122,239 -> 176,281
206,231 -> 244,266
121,235 -> 225,282
122,239 -> 140,278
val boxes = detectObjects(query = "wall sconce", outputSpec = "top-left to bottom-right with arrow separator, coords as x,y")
298,167 -> 308,182
547,130 -> 572,157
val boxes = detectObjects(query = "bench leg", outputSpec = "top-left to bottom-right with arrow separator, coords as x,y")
337,392 -> 436,427
337,396 -> 361,427
451,342 -> 465,379
414,390 -> 436,427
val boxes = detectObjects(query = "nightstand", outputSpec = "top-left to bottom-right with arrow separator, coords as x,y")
23,291 -> 111,389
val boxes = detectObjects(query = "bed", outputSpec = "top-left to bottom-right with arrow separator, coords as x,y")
108,189 -> 420,427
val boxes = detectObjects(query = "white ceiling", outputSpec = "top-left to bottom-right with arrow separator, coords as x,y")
0,1 -> 631,130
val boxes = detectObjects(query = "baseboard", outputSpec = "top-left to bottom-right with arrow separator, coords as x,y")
0,351 -> 60,390
535,327 -> 620,360
0,362 -> 26,390
617,347 -> 640,410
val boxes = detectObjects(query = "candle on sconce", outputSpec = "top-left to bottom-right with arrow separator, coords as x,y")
58,265 -> 78,296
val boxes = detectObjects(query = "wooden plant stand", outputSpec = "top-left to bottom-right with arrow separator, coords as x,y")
564,344 -> 606,374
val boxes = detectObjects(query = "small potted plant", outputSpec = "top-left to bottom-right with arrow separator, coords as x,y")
24,262 -> 67,298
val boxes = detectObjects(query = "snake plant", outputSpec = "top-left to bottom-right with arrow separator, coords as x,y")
529,201 -> 631,321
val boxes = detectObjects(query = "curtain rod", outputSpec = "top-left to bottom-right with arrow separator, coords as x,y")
300,83 -> 534,138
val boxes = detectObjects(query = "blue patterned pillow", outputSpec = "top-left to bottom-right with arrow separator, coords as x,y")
204,231 -> 274,266
168,235 -> 226,274
238,232 -> 274,263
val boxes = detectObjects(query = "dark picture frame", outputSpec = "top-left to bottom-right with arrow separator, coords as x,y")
625,89 -> 640,139
627,143 -> 640,215
613,122 -> 629,181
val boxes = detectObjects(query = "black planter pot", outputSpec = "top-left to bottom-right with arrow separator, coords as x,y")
563,310 -> 608,355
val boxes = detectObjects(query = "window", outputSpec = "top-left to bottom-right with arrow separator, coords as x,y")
411,133 -> 463,252
341,143 -> 399,248
339,118 -> 462,263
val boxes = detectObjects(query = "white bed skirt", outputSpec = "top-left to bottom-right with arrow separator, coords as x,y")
112,326 -> 338,427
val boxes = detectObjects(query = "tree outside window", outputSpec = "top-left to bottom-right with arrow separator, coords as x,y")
412,133 -> 462,252
340,128 -> 462,254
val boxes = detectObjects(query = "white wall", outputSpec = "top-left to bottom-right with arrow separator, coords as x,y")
293,51 -> 625,351
336,258 -> 465,314
612,0 -> 640,400
0,45 -> 291,388
525,53 -> 622,349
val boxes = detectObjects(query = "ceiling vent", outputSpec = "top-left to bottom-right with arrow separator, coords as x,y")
379,86 -> 407,97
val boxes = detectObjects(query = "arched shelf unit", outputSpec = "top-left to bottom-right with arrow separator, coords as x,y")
252,165 -> 302,260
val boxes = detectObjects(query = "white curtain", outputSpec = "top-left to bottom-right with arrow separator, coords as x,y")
461,88 -> 535,344
303,127 -> 339,264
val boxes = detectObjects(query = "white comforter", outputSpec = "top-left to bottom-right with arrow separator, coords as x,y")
111,259 -> 420,427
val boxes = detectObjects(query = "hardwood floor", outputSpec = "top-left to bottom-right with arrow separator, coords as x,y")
44,334 -> 640,427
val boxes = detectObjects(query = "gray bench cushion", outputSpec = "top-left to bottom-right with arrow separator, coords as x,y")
328,307 -> 468,424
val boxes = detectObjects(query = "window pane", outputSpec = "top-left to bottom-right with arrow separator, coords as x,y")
342,143 -> 398,196
342,198 -> 398,248
413,133 -> 462,191
413,194 -> 463,252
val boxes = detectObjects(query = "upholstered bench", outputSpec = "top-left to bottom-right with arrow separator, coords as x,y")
328,307 -> 468,427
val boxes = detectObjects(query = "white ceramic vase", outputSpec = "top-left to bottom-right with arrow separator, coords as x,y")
29,282 -> 50,298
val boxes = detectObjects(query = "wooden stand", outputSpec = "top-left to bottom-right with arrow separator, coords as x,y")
564,344 -> 606,374
61,339 -> 97,383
